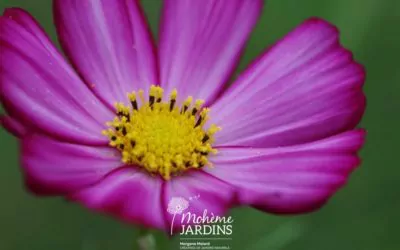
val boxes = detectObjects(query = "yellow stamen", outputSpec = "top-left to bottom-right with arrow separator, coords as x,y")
103,85 -> 220,180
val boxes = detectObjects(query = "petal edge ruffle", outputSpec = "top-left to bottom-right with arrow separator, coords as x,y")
206,129 -> 365,214
211,18 -> 366,148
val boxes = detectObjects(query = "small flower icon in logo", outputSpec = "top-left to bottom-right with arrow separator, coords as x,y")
167,197 -> 189,215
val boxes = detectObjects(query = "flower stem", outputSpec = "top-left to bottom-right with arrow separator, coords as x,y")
137,228 -> 156,250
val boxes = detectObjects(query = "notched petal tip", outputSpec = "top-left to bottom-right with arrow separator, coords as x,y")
1,8 -> 32,24
211,14 -> 366,148
2,7 -> 25,16
304,17 -> 367,80
0,115 -> 28,138
303,16 -> 340,33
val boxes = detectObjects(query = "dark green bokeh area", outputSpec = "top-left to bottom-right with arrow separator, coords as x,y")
0,0 -> 399,249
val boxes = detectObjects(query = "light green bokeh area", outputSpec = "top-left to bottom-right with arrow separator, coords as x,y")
0,0 -> 399,249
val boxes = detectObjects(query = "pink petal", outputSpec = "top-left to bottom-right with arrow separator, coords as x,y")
22,134 -> 121,195
206,130 -> 365,214
70,168 -> 167,231
211,18 -> 365,147
0,8 -> 113,144
159,0 -> 262,104
54,0 -> 158,107
1,115 -> 27,137
163,171 -> 235,232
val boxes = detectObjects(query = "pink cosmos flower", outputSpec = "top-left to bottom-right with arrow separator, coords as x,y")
0,0 -> 365,232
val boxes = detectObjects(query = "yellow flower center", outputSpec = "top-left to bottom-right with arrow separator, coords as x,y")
103,85 -> 220,180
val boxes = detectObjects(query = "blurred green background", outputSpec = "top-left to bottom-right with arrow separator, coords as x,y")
0,0 -> 399,249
